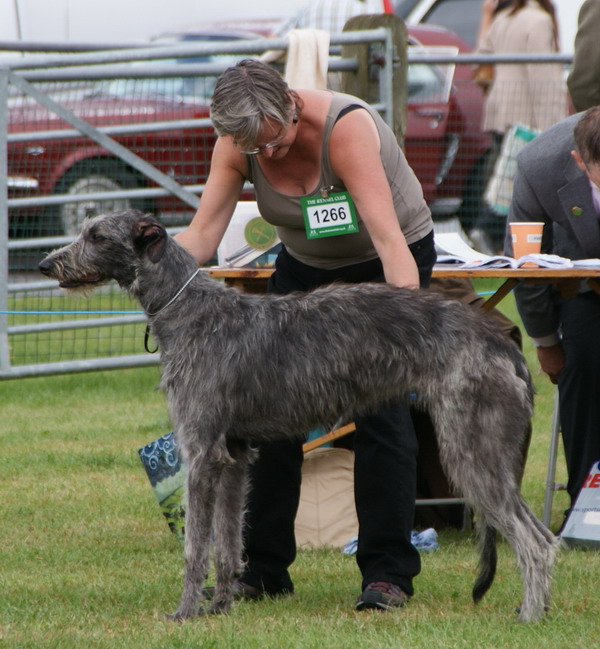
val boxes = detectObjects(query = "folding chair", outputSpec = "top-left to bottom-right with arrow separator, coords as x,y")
303,422 -> 471,530
542,389 -> 567,527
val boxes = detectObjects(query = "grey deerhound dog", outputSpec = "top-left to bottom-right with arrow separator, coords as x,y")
39,209 -> 558,622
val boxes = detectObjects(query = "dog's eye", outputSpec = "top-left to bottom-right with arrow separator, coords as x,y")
88,227 -> 104,243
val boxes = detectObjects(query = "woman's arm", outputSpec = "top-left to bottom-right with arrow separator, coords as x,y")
476,0 -> 499,46
174,137 -> 247,265
328,109 -> 420,289
525,13 -> 566,130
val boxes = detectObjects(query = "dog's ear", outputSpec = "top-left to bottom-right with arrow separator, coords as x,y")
133,219 -> 167,263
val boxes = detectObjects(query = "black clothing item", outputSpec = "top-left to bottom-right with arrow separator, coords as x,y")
557,291 -> 600,506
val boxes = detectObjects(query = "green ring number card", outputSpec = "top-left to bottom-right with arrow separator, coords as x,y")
301,191 -> 359,239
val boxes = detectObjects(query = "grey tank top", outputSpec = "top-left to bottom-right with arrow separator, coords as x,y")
247,91 -> 432,270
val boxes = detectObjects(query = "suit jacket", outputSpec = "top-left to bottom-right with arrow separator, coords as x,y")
478,0 -> 566,133
567,0 -> 600,112
506,113 -> 600,339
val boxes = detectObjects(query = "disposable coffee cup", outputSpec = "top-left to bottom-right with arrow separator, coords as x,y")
510,222 -> 544,266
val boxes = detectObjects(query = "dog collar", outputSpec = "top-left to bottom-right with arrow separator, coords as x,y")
144,268 -> 201,353
146,268 -> 201,317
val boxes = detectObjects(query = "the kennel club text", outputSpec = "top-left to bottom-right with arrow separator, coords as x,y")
301,191 -> 358,239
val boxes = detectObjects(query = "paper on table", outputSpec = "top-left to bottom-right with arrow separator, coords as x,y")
435,232 -> 491,264
460,254 -> 573,269
571,258 -> 600,268
435,232 -> 578,269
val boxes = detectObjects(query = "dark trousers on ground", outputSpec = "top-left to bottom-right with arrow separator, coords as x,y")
241,233 -> 436,597
558,291 -> 600,507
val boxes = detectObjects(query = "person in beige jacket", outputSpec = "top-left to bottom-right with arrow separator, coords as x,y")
470,0 -> 566,253
478,0 -> 566,135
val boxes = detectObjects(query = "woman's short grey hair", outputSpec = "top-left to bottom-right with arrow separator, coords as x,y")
210,59 -> 301,149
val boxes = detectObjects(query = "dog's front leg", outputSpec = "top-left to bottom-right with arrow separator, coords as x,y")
209,440 -> 253,615
169,448 -> 223,620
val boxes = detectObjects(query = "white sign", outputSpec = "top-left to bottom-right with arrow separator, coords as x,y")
561,461 -> 600,549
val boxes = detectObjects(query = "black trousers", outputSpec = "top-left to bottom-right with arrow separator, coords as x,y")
558,291 -> 600,507
241,232 -> 436,596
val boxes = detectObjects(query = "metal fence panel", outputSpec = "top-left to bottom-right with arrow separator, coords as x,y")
1,29 -> 397,379
1,40 -> 573,379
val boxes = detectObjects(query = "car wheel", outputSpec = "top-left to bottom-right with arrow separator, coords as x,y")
52,162 -> 150,236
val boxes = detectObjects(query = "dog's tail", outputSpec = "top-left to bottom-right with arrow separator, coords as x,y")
472,522 -> 497,603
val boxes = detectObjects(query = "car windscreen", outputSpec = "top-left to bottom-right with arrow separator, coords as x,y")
99,55 -> 239,103
407,46 -> 457,104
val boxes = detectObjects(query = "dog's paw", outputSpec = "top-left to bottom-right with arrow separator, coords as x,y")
514,603 -> 550,622
165,607 -> 202,622
207,600 -> 232,616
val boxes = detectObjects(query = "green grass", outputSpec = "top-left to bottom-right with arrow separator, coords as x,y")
1,279 -> 598,649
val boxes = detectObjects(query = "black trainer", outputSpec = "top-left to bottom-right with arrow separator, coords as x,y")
355,581 -> 409,611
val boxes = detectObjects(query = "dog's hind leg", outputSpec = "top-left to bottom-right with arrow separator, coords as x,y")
430,394 -> 556,622
472,493 -> 558,622
471,500 -> 556,617
498,497 -> 558,622
209,439 -> 253,615
524,506 -> 558,613
170,443 -> 225,620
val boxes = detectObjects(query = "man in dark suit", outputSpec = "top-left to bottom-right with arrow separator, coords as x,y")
506,108 -> 600,527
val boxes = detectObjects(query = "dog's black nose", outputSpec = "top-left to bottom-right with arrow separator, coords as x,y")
38,259 -> 52,276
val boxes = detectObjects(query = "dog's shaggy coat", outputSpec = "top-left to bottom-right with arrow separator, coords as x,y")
39,210 -> 558,622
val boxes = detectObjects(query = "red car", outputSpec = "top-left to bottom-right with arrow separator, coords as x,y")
404,24 -> 491,231
7,23 -> 490,237
8,34 -> 241,236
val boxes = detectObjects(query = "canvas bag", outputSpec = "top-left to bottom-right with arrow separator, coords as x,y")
138,432 -> 185,541
295,447 -> 359,549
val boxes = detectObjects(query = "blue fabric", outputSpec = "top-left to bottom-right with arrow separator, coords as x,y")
343,528 -> 439,555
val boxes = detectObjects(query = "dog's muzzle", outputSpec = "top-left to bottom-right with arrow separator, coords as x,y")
38,258 -> 105,288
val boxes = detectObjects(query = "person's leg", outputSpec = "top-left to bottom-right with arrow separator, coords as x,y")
241,438 -> 303,595
242,234 -> 435,601
240,250 -> 318,595
558,292 -> 600,508
354,403 -> 421,601
351,234 -> 433,606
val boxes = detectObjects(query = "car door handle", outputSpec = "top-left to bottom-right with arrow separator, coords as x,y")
413,108 -> 445,128
413,109 -> 445,121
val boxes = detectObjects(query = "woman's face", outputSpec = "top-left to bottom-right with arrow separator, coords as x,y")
238,115 -> 298,160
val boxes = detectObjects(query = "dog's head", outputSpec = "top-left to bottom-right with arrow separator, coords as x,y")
38,209 -> 168,293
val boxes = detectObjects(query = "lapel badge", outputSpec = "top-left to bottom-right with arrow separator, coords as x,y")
571,206 -> 583,216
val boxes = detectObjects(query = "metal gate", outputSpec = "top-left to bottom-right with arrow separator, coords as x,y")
1,24 -> 398,379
